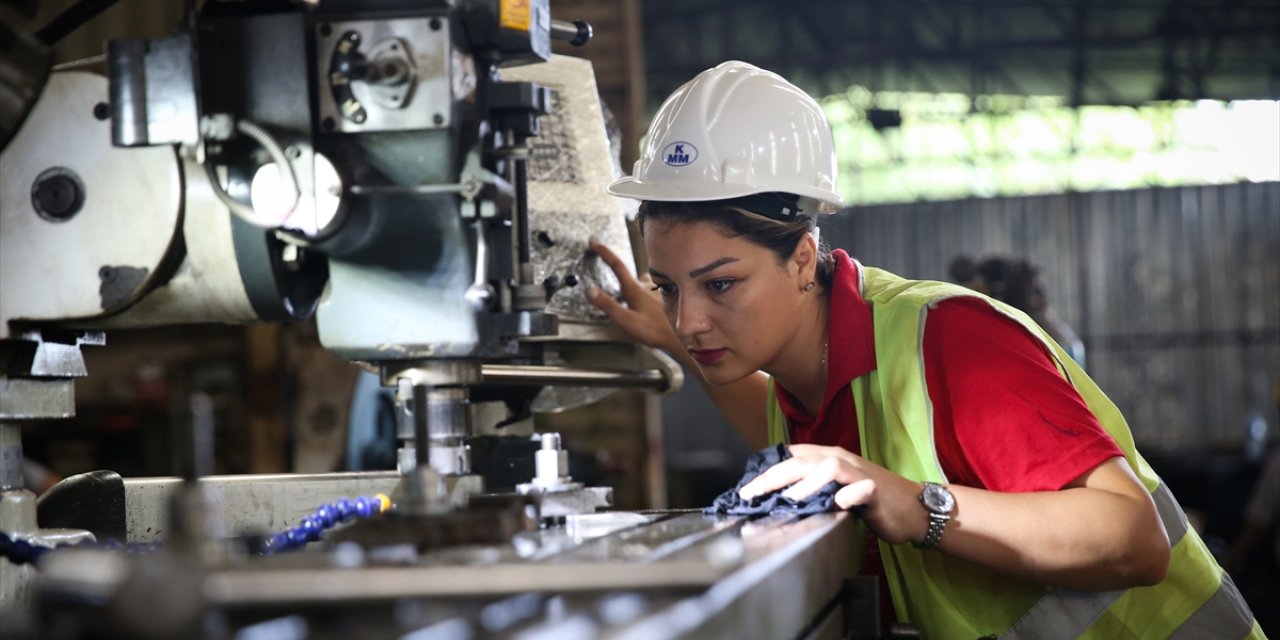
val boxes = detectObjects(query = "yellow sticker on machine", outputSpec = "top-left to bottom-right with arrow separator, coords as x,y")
500,0 -> 531,32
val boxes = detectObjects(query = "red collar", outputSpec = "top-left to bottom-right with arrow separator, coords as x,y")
827,249 -> 878,387
774,249 -> 877,423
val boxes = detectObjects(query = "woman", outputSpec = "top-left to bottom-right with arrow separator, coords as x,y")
586,61 -> 1261,638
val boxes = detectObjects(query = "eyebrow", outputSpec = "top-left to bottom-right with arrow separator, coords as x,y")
649,257 -> 740,281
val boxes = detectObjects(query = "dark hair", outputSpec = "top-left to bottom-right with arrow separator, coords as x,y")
637,197 -> 837,292
977,256 -> 1043,312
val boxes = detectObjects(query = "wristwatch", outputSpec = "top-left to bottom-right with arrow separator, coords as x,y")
912,482 -> 955,550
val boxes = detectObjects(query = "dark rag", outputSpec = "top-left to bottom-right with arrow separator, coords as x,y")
704,444 -> 841,516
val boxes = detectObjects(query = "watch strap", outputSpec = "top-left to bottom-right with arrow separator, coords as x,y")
912,512 -> 950,550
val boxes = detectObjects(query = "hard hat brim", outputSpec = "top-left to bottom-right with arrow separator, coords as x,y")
607,176 -> 762,203
607,176 -> 845,213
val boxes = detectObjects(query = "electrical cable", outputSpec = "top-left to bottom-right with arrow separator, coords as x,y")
203,118 -> 302,229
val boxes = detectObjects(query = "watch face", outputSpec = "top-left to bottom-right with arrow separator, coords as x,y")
922,484 -> 955,513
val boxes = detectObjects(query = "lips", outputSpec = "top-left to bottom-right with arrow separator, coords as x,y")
689,348 -> 727,364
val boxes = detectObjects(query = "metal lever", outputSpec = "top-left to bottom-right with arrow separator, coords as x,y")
481,364 -> 672,391
465,218 -> 495,311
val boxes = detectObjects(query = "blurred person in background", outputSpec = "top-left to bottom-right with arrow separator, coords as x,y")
1223,382 -> 1280,633
950,254 -> 1086,368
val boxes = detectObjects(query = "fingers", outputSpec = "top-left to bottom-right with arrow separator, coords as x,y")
585,281 -> 670,351
739,457 -> 817,500
788,444 -> 856,466
585,242 -> 681,350
585,285 -> 626,318
739,452 -> 870,506
781,457 -> 843,501
584,241 -> 636,314
589,241 -> 645,297
588,240 -> 622,267
787,444 -> 832,456
737,455 -> 803,499
834,478 -> 876,509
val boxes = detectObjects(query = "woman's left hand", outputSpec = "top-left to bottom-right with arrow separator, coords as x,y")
740,446 -> 1172,589
738,444 -> 927,545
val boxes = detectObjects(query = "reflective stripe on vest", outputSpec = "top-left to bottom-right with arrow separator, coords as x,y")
1006,484 -> 1261,639
1169,570 -> 1259,640
1002,483 -> 1188,639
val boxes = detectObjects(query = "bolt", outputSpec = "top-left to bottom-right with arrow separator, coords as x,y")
319,23 -> 332,37
429,17 -> 442,31
92,102 -> 110,121
540,433 -> 560,450
432,113 -> 444,125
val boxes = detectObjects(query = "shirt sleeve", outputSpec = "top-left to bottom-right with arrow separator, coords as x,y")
923,296 -> 1124,492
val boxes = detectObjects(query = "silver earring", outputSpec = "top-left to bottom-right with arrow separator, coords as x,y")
803,281 -> 815,292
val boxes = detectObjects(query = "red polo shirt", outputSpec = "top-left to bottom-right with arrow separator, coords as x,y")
773,250 -> 1123,617
774,249 -> 1122,490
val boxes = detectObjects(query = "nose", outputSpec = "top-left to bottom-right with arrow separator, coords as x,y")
673,294 -> 712,339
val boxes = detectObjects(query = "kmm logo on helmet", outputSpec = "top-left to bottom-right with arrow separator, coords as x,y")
662,141 -> 698,166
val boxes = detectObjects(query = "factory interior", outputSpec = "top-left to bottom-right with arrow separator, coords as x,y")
1,0 -> 1278,638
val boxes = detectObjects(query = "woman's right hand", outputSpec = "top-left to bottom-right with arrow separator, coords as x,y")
585,241 -> 681,353
588,242 -> 771,449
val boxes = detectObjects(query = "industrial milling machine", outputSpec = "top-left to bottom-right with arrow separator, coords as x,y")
0,1 -> 863,637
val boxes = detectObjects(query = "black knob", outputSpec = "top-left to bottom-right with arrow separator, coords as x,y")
31,168 -> 85,222
567,20 -> 592,47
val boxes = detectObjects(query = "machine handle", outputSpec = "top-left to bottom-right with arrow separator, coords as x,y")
549,19 -> 592,47
481,364 -> 669,391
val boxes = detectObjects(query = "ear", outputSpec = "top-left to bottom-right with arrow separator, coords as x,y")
790,233 -> 818,284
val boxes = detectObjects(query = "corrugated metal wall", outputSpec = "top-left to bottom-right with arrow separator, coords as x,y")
824,181 -> 1280,452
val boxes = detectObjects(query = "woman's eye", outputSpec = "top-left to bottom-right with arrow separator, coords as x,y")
707,279 -> 735,294
651,283 -> 676,297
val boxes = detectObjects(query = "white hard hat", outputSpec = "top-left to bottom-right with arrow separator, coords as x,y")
608,61 -> 844,214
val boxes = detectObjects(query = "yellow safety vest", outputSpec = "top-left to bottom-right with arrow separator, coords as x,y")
766,265 -> 1263,639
